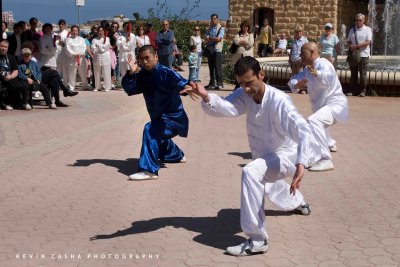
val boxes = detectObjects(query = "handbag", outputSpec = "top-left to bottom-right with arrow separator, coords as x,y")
203,26 -> 222,57
229,43 -> 239,54
203,45 -> 215,57
346,26 -> 362,65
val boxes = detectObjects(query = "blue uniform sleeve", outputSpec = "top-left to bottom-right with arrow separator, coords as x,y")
121,72 -> 142,96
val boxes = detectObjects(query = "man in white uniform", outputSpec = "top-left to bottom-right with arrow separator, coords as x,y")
184,56 -> 321,256
288,42 -> 349,171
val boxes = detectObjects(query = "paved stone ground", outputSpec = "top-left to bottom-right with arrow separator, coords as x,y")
1,63 -> 400,267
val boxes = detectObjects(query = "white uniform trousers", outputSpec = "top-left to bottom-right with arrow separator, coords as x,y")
307,105 -> 335,160
65,60 -> 88,91
241,154 -> 305,242
119,61 -> 129,80
93,63 -> 112,91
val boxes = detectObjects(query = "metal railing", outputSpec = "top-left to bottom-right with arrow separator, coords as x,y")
223,58 -> 400,96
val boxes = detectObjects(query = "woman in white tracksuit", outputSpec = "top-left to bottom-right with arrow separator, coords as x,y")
55,19 -> 69,79
64,25 -> 89,91
116,22 -> 136,78
91,26 -> 112,92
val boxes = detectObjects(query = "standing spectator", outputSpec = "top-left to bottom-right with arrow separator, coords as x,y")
7,22 -> 23,61
145,23 -> 157,50
18,48 -> 56,109
273,32 -> 288,56
2,22 -> 8,40
319,23 -> 340,69
189,26 -> 202,82
187,45 -> 198,82
22,17 -> 42,63
117,22 -> 136,78
346,13 -> 372,97
55,19 -> 69,80
185,56 -> 319,256
121,45 -> 194,180
257,18 -> 273,57
231,20 -> 254,65
156,20 -> 175,68
64,25 -> 89,91
289,26 -> 308,93
205,13 -> 225,90
110,22 -> 120,88
39,23 -> 57,69
91,26 -> 112,92
288,42 -> 349,171
0,40 -> 28,111
135,25 -> 150,53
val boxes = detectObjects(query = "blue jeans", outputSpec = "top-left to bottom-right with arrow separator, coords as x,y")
188,67 -> 197,81
138,119 -> 185,175
158,54 -> 174,69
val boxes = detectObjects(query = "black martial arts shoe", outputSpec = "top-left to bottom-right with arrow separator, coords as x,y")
63,90 -> 78,97
55,101 -> 69,107
226,239 -> 268,256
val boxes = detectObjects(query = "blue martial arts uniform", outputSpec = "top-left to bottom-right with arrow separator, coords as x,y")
122,63 -> 189,175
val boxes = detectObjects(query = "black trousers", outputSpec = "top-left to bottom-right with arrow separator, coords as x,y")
0,78 -> 30,106
207,52 -> 223,87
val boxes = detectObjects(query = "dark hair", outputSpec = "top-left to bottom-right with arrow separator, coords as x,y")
239,20 -> 251,34
42,23 -> 53,32
210,13 -> 218,19
100,20 -> 110,31
97,25 -> 107,32
136,25 -> 144,35
138,45 -> 155,55
58,19 -> 66,25
189,45 -> 196,51
29,17 -> 38,24
111,22 -> 119,29
234,56 -> 261,77
70,25 -> 80,33
13,22 -> 23,31
2,22 -> 7,28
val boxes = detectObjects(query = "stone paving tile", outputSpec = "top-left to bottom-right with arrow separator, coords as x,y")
1,64 -> 400,266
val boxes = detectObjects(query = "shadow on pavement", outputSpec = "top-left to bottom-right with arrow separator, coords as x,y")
227,152 -> 252,160
69,158 -> 140,176
90,208 -> 297,250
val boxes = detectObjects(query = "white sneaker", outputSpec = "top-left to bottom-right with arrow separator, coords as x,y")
128,171 -> 158,181
180,156 -> 187,163
49,103 -> 57,109
23,104 -> 32,110
226,239 -> 268,256
308,159 -> 334,172
295,204 -> 311,215
2,104 -> 13,111
329,144 -> 338,152
93,89 -> 99,92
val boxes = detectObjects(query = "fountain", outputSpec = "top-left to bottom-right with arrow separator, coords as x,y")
251,0 -> 400,96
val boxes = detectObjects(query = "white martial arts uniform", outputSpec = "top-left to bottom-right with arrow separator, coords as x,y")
65,36 -> 89,90
116,34 -> 136,79
288,57 -> 349,158
55,29 -> 69,78
202,85 -> 321,242
39,34 -> 57,68
91,37 -> 112,91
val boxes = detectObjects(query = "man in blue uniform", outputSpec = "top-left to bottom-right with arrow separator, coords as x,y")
122,45 -> 195,180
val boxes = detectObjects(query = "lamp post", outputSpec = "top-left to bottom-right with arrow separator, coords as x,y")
75,0 -> 85,27
0,0 -> 3,40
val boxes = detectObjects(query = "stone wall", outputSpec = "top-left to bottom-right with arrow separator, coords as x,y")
227,0 -> 368,46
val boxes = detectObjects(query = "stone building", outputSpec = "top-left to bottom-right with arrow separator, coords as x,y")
227,0 -> 371,44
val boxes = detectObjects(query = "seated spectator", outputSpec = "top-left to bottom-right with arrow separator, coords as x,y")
41,66 -> 78,107
0,39 -> 29,111
18,48 -> 56,109
273,32 -> 289,56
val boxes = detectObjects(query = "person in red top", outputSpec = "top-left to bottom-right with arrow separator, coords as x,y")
145,23 -> 157,50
